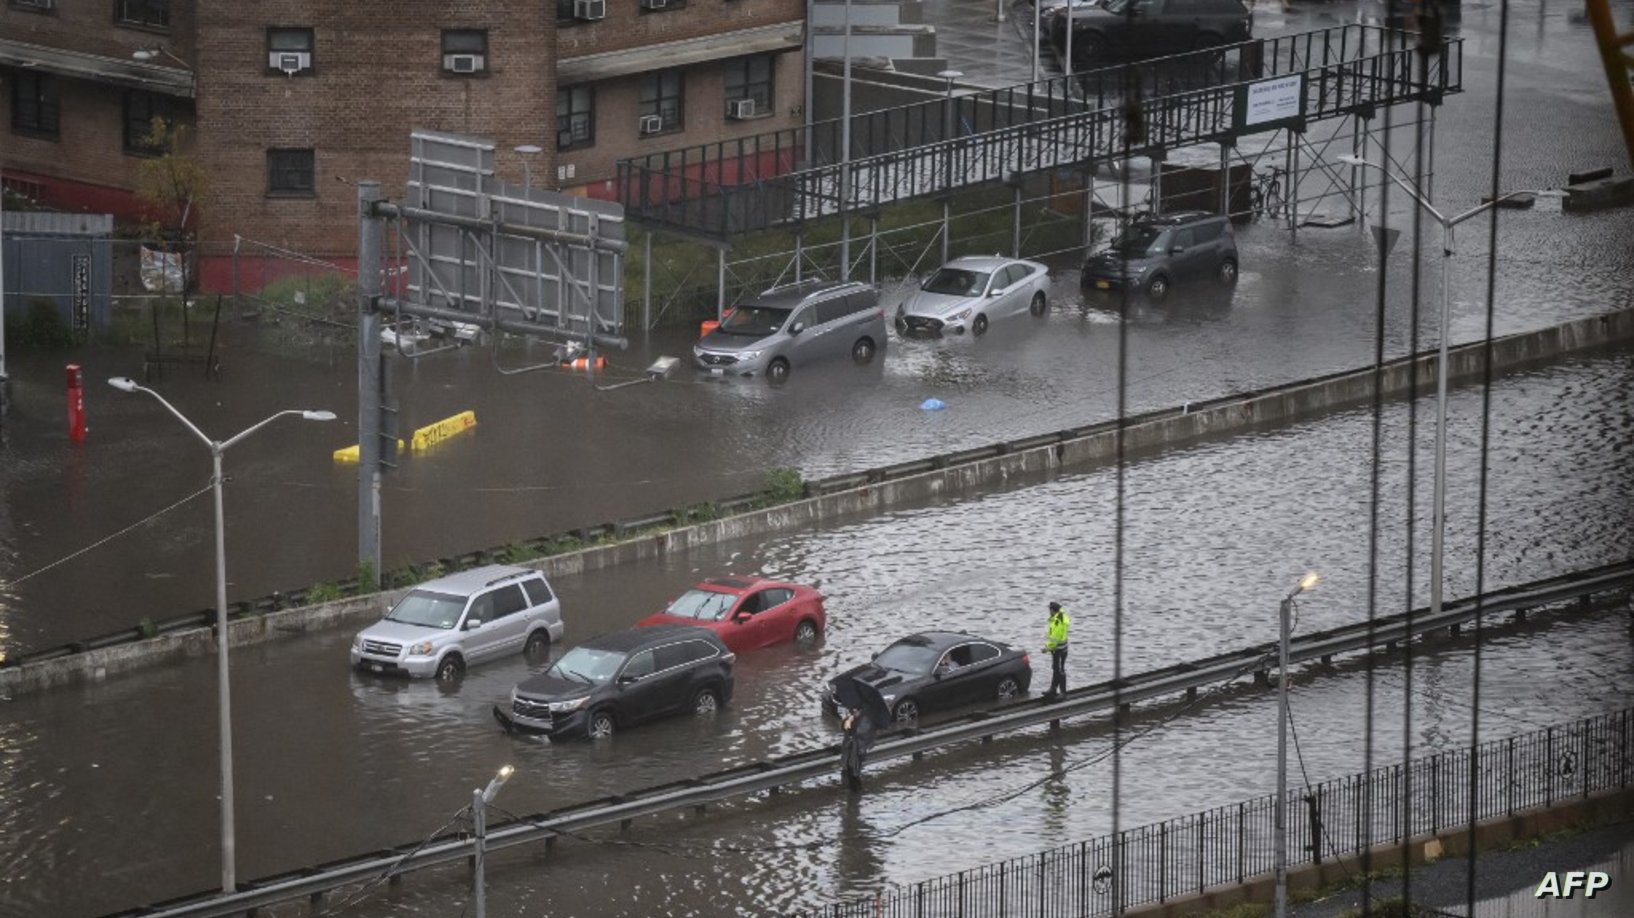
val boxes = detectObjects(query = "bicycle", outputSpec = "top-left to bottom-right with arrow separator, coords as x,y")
1249,166 -> 1286,220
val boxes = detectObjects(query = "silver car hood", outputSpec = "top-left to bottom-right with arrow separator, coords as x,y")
901,290 -> 979,318
357,618 -> 454,643
696,329 -> 772,353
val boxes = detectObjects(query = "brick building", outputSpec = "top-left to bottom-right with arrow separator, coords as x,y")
2,0 -> 805,288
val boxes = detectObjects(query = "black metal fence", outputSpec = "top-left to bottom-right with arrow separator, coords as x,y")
802,708 -> 1633,917
617,25 -> 1464,237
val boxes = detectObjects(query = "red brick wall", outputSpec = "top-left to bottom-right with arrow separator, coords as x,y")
193,1 -> 557,258
1,0 -> 197,206
559,45 -> 804,191
557,0 -> 801,58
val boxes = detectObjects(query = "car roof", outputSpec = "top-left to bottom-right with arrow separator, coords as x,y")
699,576 -> 760,593
942,255 -> 1014,271
1136,210 -> 1223,227
410,564 -> 542,596
582,624 -> 723,653
745,279 -> 871,310
892,631 -> 1002,651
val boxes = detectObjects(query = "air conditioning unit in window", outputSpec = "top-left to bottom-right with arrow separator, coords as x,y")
270,52 -> 312,75
638,114 -> 665,135
726,98 -> 756,120
573,0 -> 607,19
641,0 -> 670,8
444,54 -> 485,74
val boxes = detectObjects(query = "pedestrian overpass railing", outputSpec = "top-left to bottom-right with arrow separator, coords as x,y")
616,24 -> 1462,239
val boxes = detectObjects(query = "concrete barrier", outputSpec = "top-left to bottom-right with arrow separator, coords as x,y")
4,307 -> 1631,697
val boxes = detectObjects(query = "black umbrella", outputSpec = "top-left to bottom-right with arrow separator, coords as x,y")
832,675 -> 891,732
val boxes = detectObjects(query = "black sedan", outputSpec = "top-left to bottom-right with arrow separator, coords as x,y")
822,631 -> 1032,723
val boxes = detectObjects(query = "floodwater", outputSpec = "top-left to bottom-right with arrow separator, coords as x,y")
1,348 -> 1629,917
1,0 -> 1632,655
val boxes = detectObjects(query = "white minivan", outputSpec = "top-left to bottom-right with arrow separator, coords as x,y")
350,565 -> 564,681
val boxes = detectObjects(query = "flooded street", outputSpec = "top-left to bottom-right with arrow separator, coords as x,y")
1,348 -> 1628,916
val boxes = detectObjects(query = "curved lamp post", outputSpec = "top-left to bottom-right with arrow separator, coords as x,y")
1275,571 -> 1320,918
108,377 -> 334,892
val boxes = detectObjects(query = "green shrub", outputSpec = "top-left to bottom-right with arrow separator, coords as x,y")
307,582 -> 343,604
5,297 -> 76,350
763,467 -> 805,504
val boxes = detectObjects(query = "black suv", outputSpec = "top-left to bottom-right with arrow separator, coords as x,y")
1081,211 -> 1238,300
1052,0 -> 1252,66
495,625 -> 735,740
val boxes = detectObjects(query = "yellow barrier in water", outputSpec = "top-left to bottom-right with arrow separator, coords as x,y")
333,440 -> 404,464
410,410 -> 477,453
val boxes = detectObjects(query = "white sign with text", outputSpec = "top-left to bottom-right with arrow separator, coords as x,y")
1245,75 -> 1304,126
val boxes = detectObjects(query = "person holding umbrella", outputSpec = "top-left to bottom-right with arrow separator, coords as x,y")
832,675 -> 890,793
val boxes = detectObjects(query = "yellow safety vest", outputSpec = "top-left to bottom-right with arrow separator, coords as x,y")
1046,610 -> 1070,651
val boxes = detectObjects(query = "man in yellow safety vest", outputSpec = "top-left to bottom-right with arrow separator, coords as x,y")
1043,601 -> 1070,700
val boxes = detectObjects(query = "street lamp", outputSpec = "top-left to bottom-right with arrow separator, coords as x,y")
514,144 -> 543,192
937,70 -> 964,265
1274,571 -> 1320,918
473,764 -> 516,918
107,377 -> 334,892
1336,155 -> 1560,630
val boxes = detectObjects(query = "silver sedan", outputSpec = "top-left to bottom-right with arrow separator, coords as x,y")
895,256 -> 1051,336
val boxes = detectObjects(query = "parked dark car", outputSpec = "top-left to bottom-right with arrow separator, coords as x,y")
1051,0 -> 1252,66
495,625 -> 735,739
1081,210 -> 1238,300
821,631 -> 1032,723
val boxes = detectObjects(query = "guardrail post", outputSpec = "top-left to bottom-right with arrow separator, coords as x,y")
917,880 -> 926,918
1506,736 -> 1516,815
1429,754 -> 1439,834
1307,788 -> 1323,864
1236,802 -> 1245,884
1158,822 -> 1167,902
999,860 -> 1008,918
1197,812 -> 1206,894
1622,709 -> 1630,789
958,870 -> 967,918
1582,720 -> 1591,799
1038,852 -> 1046,917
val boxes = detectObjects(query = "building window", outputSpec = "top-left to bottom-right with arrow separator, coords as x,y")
123,91 -> 177,155
267,27 -> 315,74
267,148 -> 315,196
441,29 -> 488,74
10,72 -> 60,138
115,0 -> 169,29
723,54 -> 775,116
638,70 -> 684,134
557,86 -> 594,150
11,0 -> 57,14
556,0 -> 576,20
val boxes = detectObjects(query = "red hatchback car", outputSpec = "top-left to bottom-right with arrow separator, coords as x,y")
637,576 -> 826,653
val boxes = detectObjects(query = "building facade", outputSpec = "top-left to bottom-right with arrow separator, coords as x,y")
2,0 -> 806,287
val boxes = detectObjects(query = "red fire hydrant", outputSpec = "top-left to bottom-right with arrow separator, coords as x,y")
66,364 -> 86,442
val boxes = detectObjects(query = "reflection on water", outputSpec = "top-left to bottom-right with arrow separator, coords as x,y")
0,348 -> 1628,916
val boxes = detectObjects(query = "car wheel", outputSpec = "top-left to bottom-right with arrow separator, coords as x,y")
996,676 -> 1021,701
766,357 -> 791,384
1146,274 -> 1171,301
523,629 -> 550,659
893,698 -> 920,723
794,619 -> 821,644
851,337 -> 877,364
692,686 -> 721,715
434,654 -> 465,683
972,314 -> 989,336
588,709 -> 617,739
1029,292 -> 1048,317
1217,258 -> 1238,286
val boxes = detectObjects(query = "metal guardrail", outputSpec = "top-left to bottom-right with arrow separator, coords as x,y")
102,560 -> 1633,918
803,706 -> 1634,917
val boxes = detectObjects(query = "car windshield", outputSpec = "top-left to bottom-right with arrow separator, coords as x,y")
921,268 -> 991,297
875,639 -> 942,675
1108,225 -> 1166,257
664,589 -> 738,622
383,590 -> 465,629
548,647 -> 626,685
718,305 -> 791,337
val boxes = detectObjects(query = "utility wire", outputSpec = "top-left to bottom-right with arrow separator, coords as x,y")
3,482 -> 213,587
310,805 -> 473,917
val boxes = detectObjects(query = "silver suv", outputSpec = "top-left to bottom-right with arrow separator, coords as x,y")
1081,211 -> 1238,301
350,565 -> 564,681
693,280 -> 885,383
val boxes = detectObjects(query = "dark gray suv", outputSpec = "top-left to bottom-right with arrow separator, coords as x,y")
1081,211 -> 1238,301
